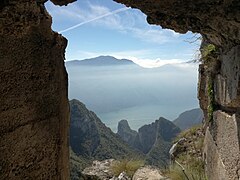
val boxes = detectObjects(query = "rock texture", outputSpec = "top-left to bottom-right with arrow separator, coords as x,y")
132,166 -> 166,180
117,120 -> 138,148
199,43 -> 240,179
117,118 -> 181,167
114,0 -> 240,179
0,0 -> 70,179
82,159 -> 116,180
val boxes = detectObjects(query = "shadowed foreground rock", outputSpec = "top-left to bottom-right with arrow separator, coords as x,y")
132,166 -> 167,180
0,0 -> 70,179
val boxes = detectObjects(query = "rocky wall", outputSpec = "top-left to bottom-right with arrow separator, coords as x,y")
0,0 -> 73,179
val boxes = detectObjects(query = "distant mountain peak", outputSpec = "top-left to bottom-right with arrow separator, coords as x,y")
66,55 -> 140,67
173,108 -> 203,130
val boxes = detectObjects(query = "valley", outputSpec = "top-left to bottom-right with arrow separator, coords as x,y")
66,56 -> 199,131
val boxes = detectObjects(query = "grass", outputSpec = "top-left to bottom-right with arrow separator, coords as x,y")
164,156 -> 207,180
110,159 -> 144,178
165,125 -> 207,180
174,125 -> 202,142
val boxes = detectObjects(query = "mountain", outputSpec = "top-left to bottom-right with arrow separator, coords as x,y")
66,55 -> 199,131
69,99 -> 142,172
117,118 -> 181,167
117,120 -> 138,148
173,108 -> 203,130
66,55 -> 139,67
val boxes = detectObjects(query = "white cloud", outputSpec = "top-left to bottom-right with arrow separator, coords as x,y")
66,49 -> 189,68
46,1 -> 181,44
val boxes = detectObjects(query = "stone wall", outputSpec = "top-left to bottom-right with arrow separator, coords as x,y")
0,0 -> 71,179
200,45 -> 240,179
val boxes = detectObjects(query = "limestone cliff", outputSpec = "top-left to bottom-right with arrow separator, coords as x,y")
118,118 -> 181,167
117,120 -> 138,147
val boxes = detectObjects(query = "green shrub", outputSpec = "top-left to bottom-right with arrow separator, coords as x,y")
111,159 -> 144,178
174,125 -> 201,142
202,44 -> 216,60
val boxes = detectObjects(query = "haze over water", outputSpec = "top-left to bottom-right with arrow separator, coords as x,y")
66,57 -> 199,132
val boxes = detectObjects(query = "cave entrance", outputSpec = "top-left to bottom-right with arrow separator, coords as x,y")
14,0 -> 205,178
46,0 -> 201,132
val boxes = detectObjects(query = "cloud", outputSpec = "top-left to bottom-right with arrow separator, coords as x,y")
59,7 -> 129,33
66,49 -> 190,68
46,1 -> 181,44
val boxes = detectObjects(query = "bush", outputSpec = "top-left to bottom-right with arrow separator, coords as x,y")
111,159 -> 144,178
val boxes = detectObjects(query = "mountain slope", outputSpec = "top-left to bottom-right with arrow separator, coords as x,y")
66,55 -> 199,131
117,118 -> 181,167
69,99 -> 142,169
173,108 -> 203,130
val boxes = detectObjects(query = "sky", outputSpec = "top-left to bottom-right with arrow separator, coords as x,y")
45,0 -> 201,67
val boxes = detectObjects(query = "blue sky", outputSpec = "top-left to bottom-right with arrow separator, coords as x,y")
45,0 -> 201,67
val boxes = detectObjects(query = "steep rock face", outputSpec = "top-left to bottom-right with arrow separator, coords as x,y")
135,118 -> 181,167
118,118 -> 181,167
199,44 -> 240,179
70,99 -> 100,157
117,120 -> 138,147
69,99 -> 142,171
135,118 -> 181,154
0,0 -> 70,179
115,0 -> 240,179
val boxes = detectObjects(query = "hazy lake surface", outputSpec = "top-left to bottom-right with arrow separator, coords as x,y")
66,58 -> 199,131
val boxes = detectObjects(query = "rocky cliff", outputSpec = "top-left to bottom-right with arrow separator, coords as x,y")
118,118 -> 181,167
0,0 -> 70,179
117,120 -> 138,148
114,1 -> 240,179
69,99 -> 142,179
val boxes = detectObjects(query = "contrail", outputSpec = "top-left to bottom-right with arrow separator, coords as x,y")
59,7 -> 130,33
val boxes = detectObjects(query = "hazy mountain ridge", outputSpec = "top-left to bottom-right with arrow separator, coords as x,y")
66,55 -> 139,67
66,56 -> 199,130
173,108 -> 203,130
